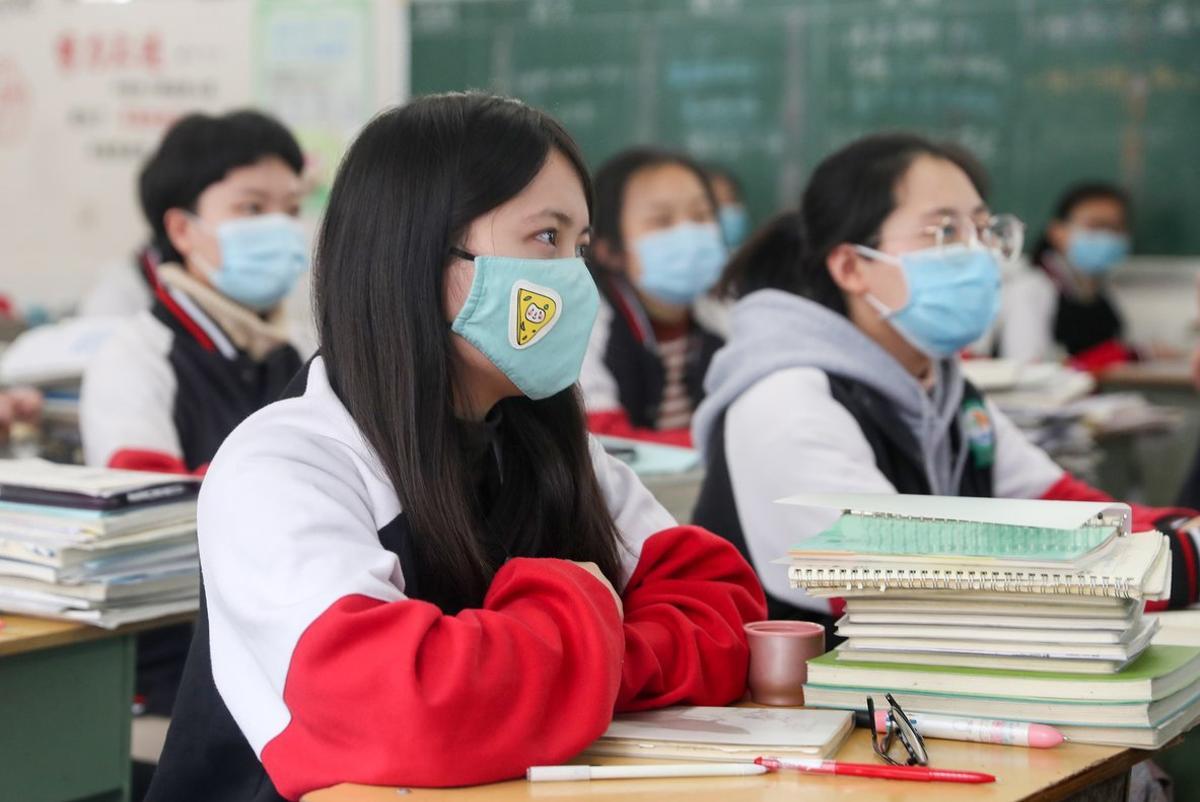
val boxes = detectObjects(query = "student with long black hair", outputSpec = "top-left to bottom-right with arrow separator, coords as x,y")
146,94 -> 765,802
581,148 -> 728,445
691,133 -> 1200,631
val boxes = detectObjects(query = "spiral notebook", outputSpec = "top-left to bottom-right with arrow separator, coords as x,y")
781,493 -> 1168,600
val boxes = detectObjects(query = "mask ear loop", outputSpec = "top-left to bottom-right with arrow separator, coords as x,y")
852,244 -> 904,319
449,247 -> 477,262
181,212 -> 222,279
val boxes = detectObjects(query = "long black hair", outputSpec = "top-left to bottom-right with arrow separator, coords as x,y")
139,110 -> 304,264
314,93 -> 624,612
589,146 -> 719,268
1032,181 -> 1130,266
718,133 -> 987,314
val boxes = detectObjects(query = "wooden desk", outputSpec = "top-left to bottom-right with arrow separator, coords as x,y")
1097,361 -> 1194,392
303,730 -> 1147,802
0,612 -> 193,802
1089,361 -> 1198,506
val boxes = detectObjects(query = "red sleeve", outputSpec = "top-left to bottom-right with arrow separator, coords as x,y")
1041,472 -> 1199,609
616,527 -> 767,711
259,559 -> 624,799
587,409 -> 693,448
1069,339 -> 1138,374
108,448 -> 207,477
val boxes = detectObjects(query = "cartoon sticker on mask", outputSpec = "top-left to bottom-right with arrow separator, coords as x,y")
509,281 -> 562,349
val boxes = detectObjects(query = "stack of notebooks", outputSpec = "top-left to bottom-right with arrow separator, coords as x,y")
781,492 -> 1200,749
0,459 -> 200,628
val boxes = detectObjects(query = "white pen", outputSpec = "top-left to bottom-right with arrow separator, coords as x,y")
527,763 -> 768,782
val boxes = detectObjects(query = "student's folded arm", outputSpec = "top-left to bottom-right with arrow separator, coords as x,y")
992,402 -> 1200,609
586,408 -> 694,447
615,526 -> 767,710
79,320 -> 189,473
584,436 -> 766,709
200,445 -> 625,800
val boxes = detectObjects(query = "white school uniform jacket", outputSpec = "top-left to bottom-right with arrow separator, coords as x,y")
80,265 -> 301,474
145,355 -> 766,802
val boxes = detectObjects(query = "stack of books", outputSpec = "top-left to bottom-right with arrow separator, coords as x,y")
0,460 -> 200,628
782,492 -> 1200,748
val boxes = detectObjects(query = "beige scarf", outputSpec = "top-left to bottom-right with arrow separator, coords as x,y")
156,264 -> 292,362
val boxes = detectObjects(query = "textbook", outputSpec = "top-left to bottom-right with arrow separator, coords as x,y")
832,648 -> 1134,674
843,608 -> 1137,631
0,539 -> 198,583
835,616 -> 1147,644
0,460 -> 200,627
803,682 -> 1200,729
584,707 -> 853,762
0,460 -> 199,511
805,647 -> 1200,703
0,499 -> 197,541
806,590 -> 1138,613
804,654 -> 1200,749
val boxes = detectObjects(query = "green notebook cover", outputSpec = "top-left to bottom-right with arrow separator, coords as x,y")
809,645 -> 1198,683
792,515 -> 1115,562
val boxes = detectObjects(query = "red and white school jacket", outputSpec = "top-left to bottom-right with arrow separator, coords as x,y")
145,356 -> 767,802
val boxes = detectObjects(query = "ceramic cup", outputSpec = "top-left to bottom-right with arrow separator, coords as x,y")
744,620 -> 826,706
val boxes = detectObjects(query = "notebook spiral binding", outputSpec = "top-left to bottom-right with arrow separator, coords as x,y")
787,567 -> 1134,598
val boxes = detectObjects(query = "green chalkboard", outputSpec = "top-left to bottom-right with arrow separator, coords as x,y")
410,0 -> 1200,254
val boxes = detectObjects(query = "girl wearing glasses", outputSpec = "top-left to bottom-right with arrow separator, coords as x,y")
691,133 -> 1200,630
145,94 -> 764,802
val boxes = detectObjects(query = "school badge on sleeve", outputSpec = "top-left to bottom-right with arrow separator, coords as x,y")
510,282 -> 562,348
960,398 -> 996,468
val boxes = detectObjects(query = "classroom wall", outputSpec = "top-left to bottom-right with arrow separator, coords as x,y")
3,0 -> 1198,343
0,0 -> 409,311
1110,257 -> 1200,350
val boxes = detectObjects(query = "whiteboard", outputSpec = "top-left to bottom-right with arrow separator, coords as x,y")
0,0 -> 407,311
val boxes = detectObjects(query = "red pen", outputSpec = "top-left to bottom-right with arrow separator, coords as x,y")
756,756 -> 995,784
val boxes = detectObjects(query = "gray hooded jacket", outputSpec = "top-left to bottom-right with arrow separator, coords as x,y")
691,289 -> 970,495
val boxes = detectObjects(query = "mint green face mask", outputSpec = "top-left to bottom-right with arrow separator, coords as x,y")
449,248 -> 600,400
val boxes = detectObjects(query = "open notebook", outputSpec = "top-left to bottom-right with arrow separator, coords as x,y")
584,707 -> 853,762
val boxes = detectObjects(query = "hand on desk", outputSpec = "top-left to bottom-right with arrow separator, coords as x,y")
571,560 -> 623,618
0,388 -> 42,438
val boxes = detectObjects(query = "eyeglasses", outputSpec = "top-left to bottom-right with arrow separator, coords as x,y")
917,212 -> 1025,261
867,694 -> 928,766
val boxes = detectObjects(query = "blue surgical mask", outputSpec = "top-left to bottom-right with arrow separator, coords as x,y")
718,205 -> 751,250
193,213 -> 309,311
634,222 -> 728,306
1067,229 -> 1130,275
855,243 -> 1002,358
449,248 -> 600,400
